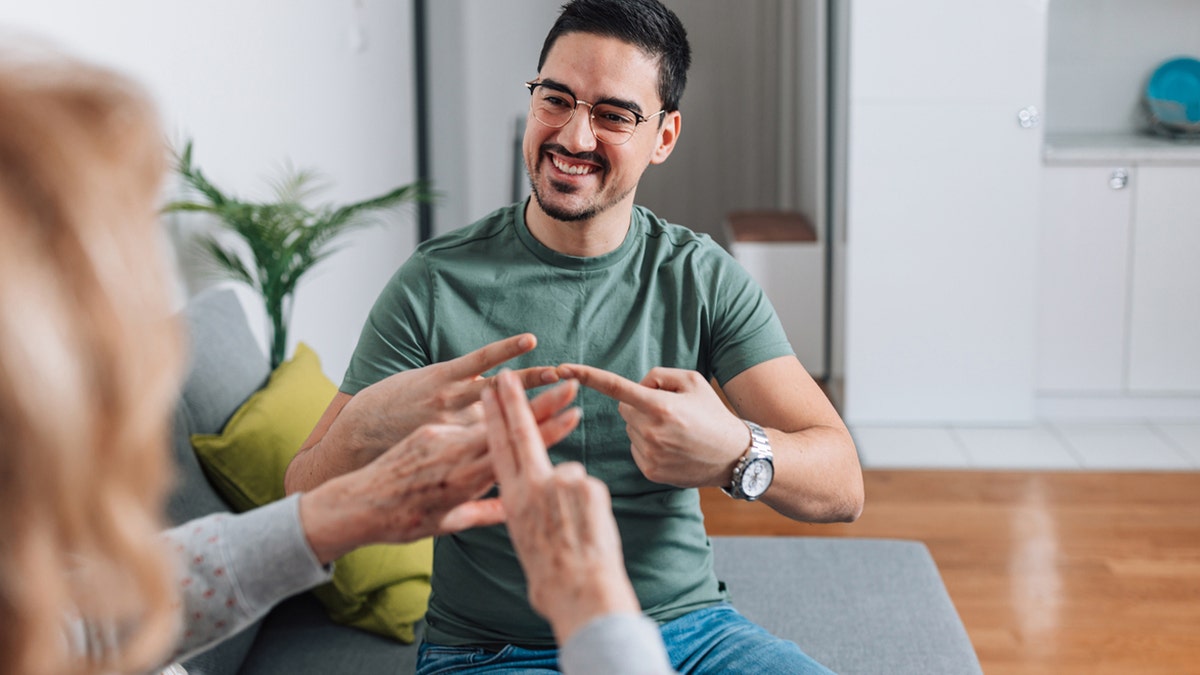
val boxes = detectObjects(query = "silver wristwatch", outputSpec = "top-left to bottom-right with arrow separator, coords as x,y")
721,420 -> 774,501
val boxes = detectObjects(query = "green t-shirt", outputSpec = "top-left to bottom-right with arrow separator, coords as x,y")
342,201 -> 793,647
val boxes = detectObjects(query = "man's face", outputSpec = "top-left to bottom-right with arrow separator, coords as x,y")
524,32 -> 680,224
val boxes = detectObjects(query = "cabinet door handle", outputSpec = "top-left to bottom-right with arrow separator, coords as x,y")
1017,105 -> 1040,129
1109,168 -> 1129,190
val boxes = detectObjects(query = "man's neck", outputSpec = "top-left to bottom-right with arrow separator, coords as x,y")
524,201 -> 634,258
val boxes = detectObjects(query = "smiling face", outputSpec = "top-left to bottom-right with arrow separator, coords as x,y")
523,31 -> 680,238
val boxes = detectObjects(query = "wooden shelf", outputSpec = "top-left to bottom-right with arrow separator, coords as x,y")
725,210 -> 817,243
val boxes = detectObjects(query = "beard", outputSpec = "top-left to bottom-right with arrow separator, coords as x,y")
529,177 -> 600,222
526,144 -> 634,223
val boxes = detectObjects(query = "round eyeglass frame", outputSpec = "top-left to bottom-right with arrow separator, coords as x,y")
525,80 -> 666,146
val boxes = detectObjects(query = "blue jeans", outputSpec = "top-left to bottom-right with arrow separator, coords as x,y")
415,604 -> 834,674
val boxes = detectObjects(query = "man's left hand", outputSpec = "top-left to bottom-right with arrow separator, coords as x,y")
557,364 -> 749,488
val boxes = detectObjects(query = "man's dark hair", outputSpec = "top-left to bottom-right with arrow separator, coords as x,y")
537,0 -> 691,113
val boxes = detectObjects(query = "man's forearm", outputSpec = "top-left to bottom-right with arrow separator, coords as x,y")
284,392 -> 366,494
757,424 -> 863,523
285,437 -> 373,494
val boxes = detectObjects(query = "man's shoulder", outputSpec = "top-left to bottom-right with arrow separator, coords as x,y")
416,203 -> 519,258
635,205 -> 723,251
634,205 -> 732,264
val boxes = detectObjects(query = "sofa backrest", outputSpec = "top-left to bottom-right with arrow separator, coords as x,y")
166,288 -> 270,525
165,288 -> 272,675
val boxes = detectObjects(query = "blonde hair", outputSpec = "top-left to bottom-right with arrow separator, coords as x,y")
0,53 -> 183,675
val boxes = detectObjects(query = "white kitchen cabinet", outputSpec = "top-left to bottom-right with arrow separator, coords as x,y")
1036,165 -> 1133,392
1035,159 -> 1200,402
841,0 -> 1047,423
1128,166 -> 1200,393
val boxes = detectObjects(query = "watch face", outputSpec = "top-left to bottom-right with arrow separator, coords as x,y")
740,458 -> 774,497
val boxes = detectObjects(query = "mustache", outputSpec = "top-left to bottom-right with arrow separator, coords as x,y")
540,143 -> 608,171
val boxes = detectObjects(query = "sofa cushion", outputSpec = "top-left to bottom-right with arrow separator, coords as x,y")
711,536 -> 982,675
239,594 -> 421,675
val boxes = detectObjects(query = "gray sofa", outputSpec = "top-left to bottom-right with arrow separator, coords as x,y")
169,288 -> 982,674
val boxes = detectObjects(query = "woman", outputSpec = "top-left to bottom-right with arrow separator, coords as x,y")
0,52 -> 184,675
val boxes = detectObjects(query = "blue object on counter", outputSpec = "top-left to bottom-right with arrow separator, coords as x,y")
1146,56 -> 1200,129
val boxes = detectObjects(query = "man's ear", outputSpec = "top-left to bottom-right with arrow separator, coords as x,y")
649,111 -> 681,165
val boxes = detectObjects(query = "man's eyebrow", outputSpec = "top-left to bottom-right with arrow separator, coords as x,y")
539,78 -> 645,116
538,78 -> 576,98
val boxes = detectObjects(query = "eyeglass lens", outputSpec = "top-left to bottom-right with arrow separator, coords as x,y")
530,88 -> 639,144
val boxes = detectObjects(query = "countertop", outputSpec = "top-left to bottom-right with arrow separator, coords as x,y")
1044,132 -> 1200,165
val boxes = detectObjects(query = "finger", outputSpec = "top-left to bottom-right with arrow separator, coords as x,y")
445,334 -> 539,381
463,365 -> 560,402
529,379 -> 579,422
453,450 -> 500,495
436,498 -> 507,536
514,366 -> 561,388
482,386 -> 519,484
581,477 -> 624,555
496,369 -> 555,478
538,406 -> 582,449
640,366 -> 701,393
556,364 -> 658,408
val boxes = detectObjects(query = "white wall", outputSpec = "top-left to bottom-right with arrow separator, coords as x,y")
427,0 -> 562,236
1,0 -> 418,381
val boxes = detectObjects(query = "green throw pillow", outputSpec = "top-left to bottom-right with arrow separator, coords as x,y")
191,341 -> 432,643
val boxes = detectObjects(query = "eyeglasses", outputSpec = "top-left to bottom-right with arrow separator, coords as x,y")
525,80 -> 666,146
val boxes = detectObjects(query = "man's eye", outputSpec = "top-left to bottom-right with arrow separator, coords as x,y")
597,108 -> 635,126
542,95 -> 572,108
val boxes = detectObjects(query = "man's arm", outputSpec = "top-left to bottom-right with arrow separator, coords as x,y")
560,356 -> 863,523
718,355 -> 862,522
284,334 -> 559,494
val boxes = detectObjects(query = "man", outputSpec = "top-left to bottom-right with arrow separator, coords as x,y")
286,0 -> 862,672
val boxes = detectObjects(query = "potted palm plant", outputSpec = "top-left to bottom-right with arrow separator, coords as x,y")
165,141 -> 427,368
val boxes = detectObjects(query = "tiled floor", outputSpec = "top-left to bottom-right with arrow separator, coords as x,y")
850,421 -> 1200,470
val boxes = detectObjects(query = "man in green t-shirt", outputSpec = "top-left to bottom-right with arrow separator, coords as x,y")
285,0 -> 862,672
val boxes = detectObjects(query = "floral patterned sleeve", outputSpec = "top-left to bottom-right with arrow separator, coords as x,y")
62,496 -> 331,673
160,494 -> 332,665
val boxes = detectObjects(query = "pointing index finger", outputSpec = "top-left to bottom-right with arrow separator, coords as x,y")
557,364 -> 656,408
446,333 -> 537,380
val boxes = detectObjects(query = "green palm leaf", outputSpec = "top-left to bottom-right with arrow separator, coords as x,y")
163,140 -> 431,368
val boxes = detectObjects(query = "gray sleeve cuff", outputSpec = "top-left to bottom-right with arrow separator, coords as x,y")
560,613 -> 676,675
215,494 -> 332,612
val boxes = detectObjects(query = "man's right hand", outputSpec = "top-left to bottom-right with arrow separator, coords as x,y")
285,334 -> 558,493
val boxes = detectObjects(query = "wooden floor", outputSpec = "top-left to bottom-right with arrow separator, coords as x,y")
700,470 -> 1200,675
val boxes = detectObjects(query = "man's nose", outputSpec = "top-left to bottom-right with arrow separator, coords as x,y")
558,104 -> 599,153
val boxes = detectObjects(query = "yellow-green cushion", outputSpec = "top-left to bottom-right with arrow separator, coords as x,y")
191,342 -> 432,643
